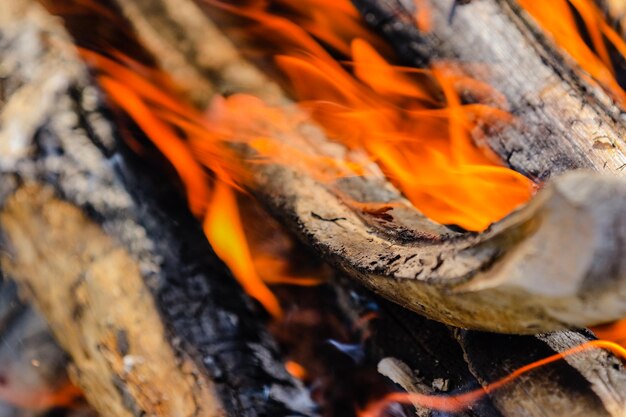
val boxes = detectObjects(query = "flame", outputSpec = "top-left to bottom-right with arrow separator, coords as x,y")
517,0 -> 626,106
358,340 -> 626,416
0,380 -> 83,411
203,181 -> 283,318
79,49 -> 282,317
593,319 -> 626,348
201,0 -> 534,231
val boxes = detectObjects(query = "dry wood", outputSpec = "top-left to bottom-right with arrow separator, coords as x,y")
1,2 -> 624,417
97,0 -> 626,333
0,1 -> 314,416
0,185 -> 224,417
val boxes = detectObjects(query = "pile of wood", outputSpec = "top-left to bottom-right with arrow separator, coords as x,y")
0,0 -> 625,416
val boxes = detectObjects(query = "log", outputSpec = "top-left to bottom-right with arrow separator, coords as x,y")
0,1 -> 314,416
348,283 -> 626,417
351,0 -> 626,177
81,0 -> 626,333
1,2 -> 625,417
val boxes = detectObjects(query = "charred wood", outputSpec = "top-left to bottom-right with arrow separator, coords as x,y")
163,0 -> 626,333
0,1 -> 313,416
0,2 -> 625,417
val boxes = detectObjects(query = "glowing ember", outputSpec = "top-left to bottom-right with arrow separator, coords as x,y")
0,380 -> 83,411
285,360 -> 308,379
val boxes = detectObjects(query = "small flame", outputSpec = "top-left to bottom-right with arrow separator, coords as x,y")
203,181 -> 283,318
358,340 -> 626,416
517,0 -> 626,106
0,380 -> 83,411
593,319 -> 626,348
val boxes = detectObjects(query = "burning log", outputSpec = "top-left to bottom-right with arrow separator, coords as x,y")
352,289 -> 626,416
0,1 -> 625,417
95,0 -> 626,333
0,1 -> 313,416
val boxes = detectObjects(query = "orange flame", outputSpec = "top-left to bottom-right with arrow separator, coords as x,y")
202,0 -> 534,231
358,340 -> 626,416
0,380 -> 83,411
203,181 -> 283,318
80,49 -> 286,317
593,319 -> 626,348
517,0 -> 626,106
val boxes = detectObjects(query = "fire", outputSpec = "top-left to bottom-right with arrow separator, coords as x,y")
203,181 -> 283,318
593,319 -> 626,348
517,0 -> 626,106
200,0 -> 534,231
0,380 -> 83,411
358,340 -> 626,416
41,1 -> 626,415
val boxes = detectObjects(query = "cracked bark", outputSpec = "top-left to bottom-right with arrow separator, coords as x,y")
115,0 -> 626,333
0,1 -> 624,416
0,1 -> 314,416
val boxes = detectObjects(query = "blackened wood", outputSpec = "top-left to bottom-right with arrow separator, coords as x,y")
91,0 -> 626,334
456,330 -> 626,416
344,280 -> 626,417
0,1 -> 314,416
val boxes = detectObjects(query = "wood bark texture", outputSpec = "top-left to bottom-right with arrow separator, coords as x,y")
109,0 -> 626,333
0,1 -> 625,417
78,2 -> 626,415
0,1 -> 315,416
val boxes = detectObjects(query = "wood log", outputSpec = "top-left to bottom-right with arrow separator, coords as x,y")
336,279 -> 626,416
84,0 -> 626,333
7,1 -> 620,416
351,0 -> 626,177
0,1 -> 314,416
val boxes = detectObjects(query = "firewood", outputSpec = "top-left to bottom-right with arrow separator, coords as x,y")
347,284 -> 626,417
351,0 -> 626,178
1,2 -> 624,416
90,0 -> 626,333
0,1 -> 314,416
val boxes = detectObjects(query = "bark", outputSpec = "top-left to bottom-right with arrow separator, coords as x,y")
138,0 -> 626,333
1,2 -> 625,417
352,0 -> 626,177
0,1 -> 314,416
335,279 -> 626,417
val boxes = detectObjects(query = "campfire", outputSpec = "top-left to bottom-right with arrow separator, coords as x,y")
0,0 -> 625,416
